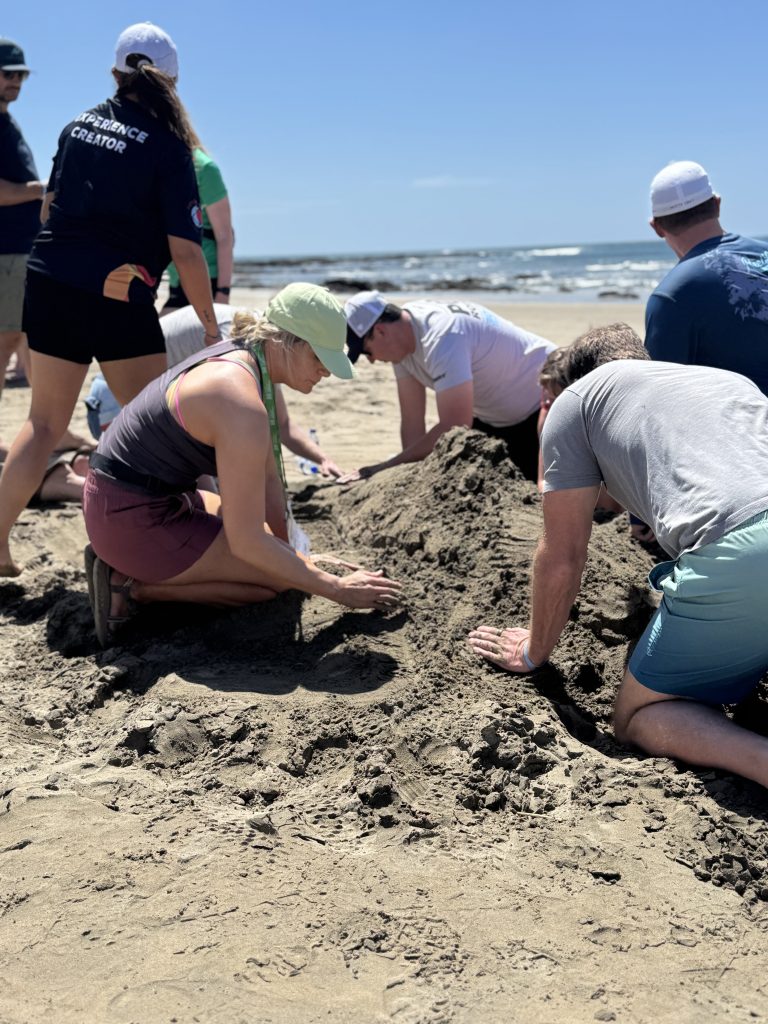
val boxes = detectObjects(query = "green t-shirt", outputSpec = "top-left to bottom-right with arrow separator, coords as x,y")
166,147 -> 228,287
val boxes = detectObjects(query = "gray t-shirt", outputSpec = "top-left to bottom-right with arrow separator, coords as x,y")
541,360 -> 768,558
394,299 -> 555,426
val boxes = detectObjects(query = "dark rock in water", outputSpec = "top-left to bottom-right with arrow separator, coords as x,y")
598,289 -> 640,300
323,278 -> 398,293
425,277 -> 512,292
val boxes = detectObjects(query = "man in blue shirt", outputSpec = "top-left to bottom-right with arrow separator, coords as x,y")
645,160 -> 768,394
0,37 -> 44,452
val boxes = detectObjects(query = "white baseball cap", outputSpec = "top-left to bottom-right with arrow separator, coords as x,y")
114,22 -> 179,78
345,290 -> 386,339
650,161 -> 715,217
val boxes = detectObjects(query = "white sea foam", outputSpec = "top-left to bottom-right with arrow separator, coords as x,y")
585,260 -> 671,273
527,247 -> 582,257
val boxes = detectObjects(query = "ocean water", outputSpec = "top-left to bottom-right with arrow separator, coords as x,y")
233,240 -> 678,303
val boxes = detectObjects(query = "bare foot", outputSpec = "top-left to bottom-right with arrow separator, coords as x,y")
38,463 -> 86,503
0,543 -> 21,577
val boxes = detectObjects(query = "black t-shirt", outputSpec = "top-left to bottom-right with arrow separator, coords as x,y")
0,112 -> 42,255
28,96 -> 202,303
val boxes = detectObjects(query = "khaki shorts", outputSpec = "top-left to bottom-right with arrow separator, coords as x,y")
0,253 -> 28,332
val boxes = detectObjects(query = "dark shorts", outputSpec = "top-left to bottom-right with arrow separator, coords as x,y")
472,408 -> 540,483
83,470 -> 222,583
23,270 -> 166,364
162,278 -> 218,312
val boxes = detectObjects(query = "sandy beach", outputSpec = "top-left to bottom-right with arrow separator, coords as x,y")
2,294 -> 768,1024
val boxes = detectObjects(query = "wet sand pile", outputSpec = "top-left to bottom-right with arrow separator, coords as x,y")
2,429 -> 768,1023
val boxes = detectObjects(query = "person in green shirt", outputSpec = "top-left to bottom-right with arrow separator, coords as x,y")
162,146 -> 234,311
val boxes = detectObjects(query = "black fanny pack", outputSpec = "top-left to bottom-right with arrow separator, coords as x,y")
90,452 -> 187,497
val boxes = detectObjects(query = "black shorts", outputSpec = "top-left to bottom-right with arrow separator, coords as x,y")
162,278 -> 217,312
472,408 -> 540,483
23,270 -> 166,365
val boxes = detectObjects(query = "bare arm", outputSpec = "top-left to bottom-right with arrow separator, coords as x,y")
0,178 -> 44,207
468,485 -> 599,671
177,365 -> 400,607
274,386 -> 344,477
398,374 -> 427,448
167,234 -> 219,343
205,195 -> 234,302
40,190 -> 53,223
339,380 -> 473,483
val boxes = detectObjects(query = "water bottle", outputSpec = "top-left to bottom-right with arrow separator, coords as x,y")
296,428 -> 320,475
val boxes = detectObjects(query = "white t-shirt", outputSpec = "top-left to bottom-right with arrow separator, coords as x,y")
393,300 -> 555,427
542,360 -> 768,557
162,302 -> 238,367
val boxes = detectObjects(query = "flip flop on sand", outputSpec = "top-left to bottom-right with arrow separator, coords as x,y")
90,552 -> 137,648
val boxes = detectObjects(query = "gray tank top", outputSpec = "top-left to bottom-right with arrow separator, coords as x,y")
95,339 -> 261,491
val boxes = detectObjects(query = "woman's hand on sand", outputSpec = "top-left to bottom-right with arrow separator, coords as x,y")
333,568 -> 402,609
467,625 -> 534,673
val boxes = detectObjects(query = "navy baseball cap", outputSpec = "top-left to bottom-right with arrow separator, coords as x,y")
0,39 -> 30,72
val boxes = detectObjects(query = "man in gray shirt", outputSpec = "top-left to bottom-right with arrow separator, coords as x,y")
468,323 -> 768,789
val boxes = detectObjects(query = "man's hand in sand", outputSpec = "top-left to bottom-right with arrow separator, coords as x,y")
336,465 -> 376,485
333,568 -> 402,609
318,456 -> 345,478
630,521 -> 657,544
467,625 -> 534,673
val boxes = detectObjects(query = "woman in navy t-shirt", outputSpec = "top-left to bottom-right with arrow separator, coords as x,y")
0,22 -> 218,576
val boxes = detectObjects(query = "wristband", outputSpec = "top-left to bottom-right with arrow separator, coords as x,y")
215,286 -> 231,296
522,642 -> 539,671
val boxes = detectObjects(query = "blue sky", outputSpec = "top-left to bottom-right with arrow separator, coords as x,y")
5,0 -> 765,256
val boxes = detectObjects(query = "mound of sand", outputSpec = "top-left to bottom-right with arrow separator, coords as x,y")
2,429 -> 768,1023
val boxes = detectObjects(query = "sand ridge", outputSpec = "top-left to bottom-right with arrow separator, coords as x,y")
2,424 -> 768,1023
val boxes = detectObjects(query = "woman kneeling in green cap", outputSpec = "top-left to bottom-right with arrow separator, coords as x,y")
83,282 -> 401,646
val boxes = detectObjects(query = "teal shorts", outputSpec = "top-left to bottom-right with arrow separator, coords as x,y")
628,510 -> 768,705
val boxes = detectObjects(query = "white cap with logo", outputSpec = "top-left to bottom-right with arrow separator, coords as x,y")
114,22 -> 179,79
650,161 -> 715,217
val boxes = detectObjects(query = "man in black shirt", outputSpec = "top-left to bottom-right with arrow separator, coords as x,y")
0,38 -> 44,452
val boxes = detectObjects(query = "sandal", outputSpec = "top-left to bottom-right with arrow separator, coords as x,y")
90,553 -> 136,648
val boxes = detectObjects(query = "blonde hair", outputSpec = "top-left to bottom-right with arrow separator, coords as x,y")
230,309 -> 300,353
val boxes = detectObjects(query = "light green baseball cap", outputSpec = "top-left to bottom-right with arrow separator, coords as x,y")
266,282 -> 353,380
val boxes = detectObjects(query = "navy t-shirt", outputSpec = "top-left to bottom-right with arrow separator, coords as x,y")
0,112 -> 41,255
28,96 -> 202,304
645,233 -> 768,395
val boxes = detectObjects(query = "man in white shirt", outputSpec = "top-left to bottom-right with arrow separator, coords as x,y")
343,292 -> 555,482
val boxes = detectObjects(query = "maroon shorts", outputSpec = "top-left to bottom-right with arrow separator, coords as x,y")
83,471 -> 222,583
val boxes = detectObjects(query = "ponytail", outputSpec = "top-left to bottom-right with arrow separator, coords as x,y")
114,60 -> 198,151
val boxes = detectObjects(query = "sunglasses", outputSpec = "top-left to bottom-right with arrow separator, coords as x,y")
1,70 -> 29,81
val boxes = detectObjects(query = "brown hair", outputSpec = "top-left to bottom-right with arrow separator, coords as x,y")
538,346 -> 571,395
114,63 -> 198,151
563,323 -> 649,383
653,195 -> 719,234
